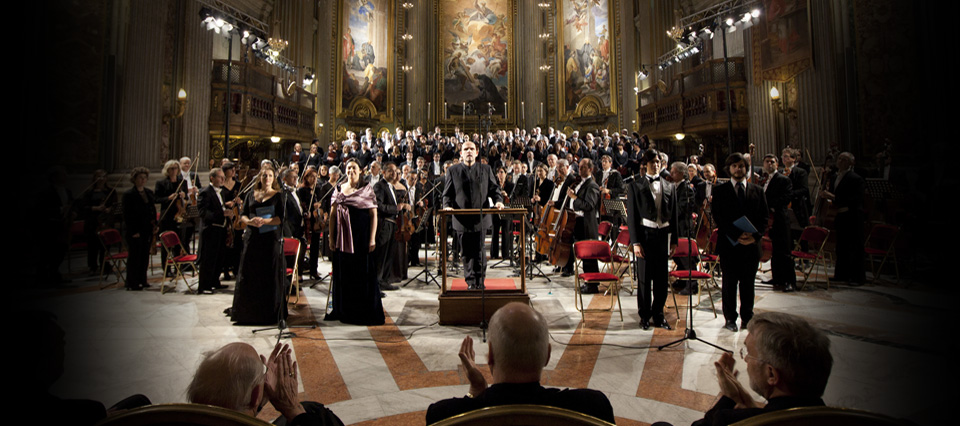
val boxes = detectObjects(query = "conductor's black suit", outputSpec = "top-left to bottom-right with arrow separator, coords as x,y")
442,162 -> 502,289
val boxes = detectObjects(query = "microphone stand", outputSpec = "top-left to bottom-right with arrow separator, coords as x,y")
657,179 -> 728,353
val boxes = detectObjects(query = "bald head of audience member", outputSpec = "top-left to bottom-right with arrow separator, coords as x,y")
488,302 -> 551,384
187,343 -> 267,416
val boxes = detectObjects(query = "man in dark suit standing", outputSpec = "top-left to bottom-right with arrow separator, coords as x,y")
561,159 -> 601,285
595,154 -> 625,241
822,152 -> 865,285
760,154 -> 796,292
781,148 -> 811,235
373,163 -> 409,292
197,168 -> 233,293
712,153 -> 768,332
443,141 -> 505,289
626,150 -> 678,330
490,166 -> 515,260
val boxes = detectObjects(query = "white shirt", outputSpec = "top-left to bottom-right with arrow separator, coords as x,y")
568,176 -> 593,217
642,174 -> 669,229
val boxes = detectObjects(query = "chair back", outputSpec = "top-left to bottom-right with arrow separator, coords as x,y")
574,240 -> 612,262
673,238 -> 700,258
282,238 -> 300,256
94,403 -> 271,426
597,221 -> 612,238
865,224 -> 898,251
99,228 -> 123,246
159,231 -> 181,249
798,226 -> 830,248
729,406 -> 911,426
614,228 -> 631,247
428,404 -> 615,426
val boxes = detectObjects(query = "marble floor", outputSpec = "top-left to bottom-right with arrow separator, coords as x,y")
35,246 -> 947,425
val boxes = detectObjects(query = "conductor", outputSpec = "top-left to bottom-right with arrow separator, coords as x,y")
443,141 -> 505,289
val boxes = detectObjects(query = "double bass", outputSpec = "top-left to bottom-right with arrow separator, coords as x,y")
547,176 -> 581,266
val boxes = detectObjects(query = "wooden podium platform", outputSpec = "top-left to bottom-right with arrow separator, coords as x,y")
436,208 -> 529,325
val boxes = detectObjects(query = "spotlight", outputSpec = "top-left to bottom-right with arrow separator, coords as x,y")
752,8 -> 761,18
725,17 -> 734,26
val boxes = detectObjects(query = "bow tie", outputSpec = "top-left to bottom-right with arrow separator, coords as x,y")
647,176 -> 660,182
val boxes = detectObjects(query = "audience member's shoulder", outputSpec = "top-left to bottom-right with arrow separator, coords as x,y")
553,387 -> 615,423
425,396 -> 481,425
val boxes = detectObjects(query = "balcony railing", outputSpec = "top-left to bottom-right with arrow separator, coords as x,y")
209,60 -> 316,140
637,57 -> 748,138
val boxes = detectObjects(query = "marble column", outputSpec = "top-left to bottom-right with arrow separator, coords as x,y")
118,0 -> 168,170
178,0 -> 213,167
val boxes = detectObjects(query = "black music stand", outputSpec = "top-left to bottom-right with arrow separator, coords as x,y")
490,199 -> 528,271
405,206 -> 440,288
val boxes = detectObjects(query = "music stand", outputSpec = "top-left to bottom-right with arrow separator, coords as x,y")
490,199 -> 528,271
405,206 -> 440,288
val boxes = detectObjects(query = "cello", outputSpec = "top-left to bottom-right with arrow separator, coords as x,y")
547,176 -> 581,266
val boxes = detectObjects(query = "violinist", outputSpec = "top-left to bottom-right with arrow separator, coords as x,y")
197,168 -> 233,293
122,167 -> 156,291
78,169 -> 116,274
281,169 -> 305,282
179,156 -> 199,253
156,160 -> 187,277
550,159 -> 577,209
595,155 -> 625,240
405,169 -> 430,267
319,166 -> 342,261
298,168 -> 322,281
490,166 -> 514,260
220,162 -> 242,280
372,163 -> 407,293
560,159 -> 600,280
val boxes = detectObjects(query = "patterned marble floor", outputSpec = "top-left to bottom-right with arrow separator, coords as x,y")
35,248 -> 946,425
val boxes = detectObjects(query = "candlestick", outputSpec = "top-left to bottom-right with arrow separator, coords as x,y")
541,102 -> 544,120
428,102 -> 431,121
521,102 -> 524,120
504,102 -> 507,117
408,103 -> 411,121
444,102 -> 448,120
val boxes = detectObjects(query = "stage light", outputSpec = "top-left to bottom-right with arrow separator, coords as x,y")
752,8 -> 761,17
725,17 -> 734,26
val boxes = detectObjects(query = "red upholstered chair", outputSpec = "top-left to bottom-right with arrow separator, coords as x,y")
791,226 -> 832,290
573,241 -> 622,322
699,229 -> 720,277
97,228 -> 128,289
158,231 -> 198,294
597,221 -> 613,241
864,223 -> 900,284
610,229 -> 636,294
668,238 -> 718,321
283,238 -> 302,304
758,236 -> 773,274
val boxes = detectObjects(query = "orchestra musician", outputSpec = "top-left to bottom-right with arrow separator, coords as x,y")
155,160 -> 187,277
561,159 -> 601,283
197,168 -> 233,293
220,162 -> 243,281
490,166 -> 514,260
298,168 -> 323,281
122,167 -> 156,291
595,155 -> 625,241
373,163 -> 407,293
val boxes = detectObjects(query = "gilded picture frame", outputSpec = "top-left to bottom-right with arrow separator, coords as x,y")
335,0 -> 395,122
556,0 -> 619,122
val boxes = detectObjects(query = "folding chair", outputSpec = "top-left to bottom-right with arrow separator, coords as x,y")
97,228 -> 128,289
864,223 -> 900,284
597,221 -> 613,241
699,229 -> 720,277
790,226 -> 831,290
668,238 -> 718,321
573,241 -> 623,322
158,231 -> 198,294
609,230 -> 636,294
284,238 -> 302,304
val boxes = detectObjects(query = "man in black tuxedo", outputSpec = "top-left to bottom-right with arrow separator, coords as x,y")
288,143 -> 308,171
822,152 -> 865,285
426,303 -> 615,424
561,159 -> 601,284
626,150 -> 678,330
373,163 -> 409,292
712,153 -> 768,332
760,154 -> 796,292
442,141 -> 505,289
197,168 -> 233,293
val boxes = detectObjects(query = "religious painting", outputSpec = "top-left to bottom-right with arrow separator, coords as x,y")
755,0 -> 812,81
558,0 -> 616,116
338,0 -> 392,118
440,0 -> 512,120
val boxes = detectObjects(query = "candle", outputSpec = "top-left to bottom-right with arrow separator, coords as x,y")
428,102 -> 431,121
462,102 -> 465,121
521,102 -> 524,120
408,103 -> 411,121
541,102 -> 544,120
444,102 -> 448,120
504,102 -> 507,117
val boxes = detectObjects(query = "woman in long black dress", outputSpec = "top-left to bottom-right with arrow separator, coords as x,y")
325,159 -> 384,325
219,162 -> 243,280
121,167 -> 156,291
230,165 -> 286,325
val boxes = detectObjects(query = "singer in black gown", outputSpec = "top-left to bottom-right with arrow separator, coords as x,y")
230,166 -> 287,325
325,159 -> 384,325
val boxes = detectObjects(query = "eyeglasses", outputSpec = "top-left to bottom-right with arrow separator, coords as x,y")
739,347 -> 766,364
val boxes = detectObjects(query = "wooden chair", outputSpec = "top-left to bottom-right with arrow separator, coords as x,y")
573,241 -> 623,322
730,406 -> 912,426
158,231 -> 198,294
95,403 -> 271,426
97,228 -> 128,289
429,404 -> 615,426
